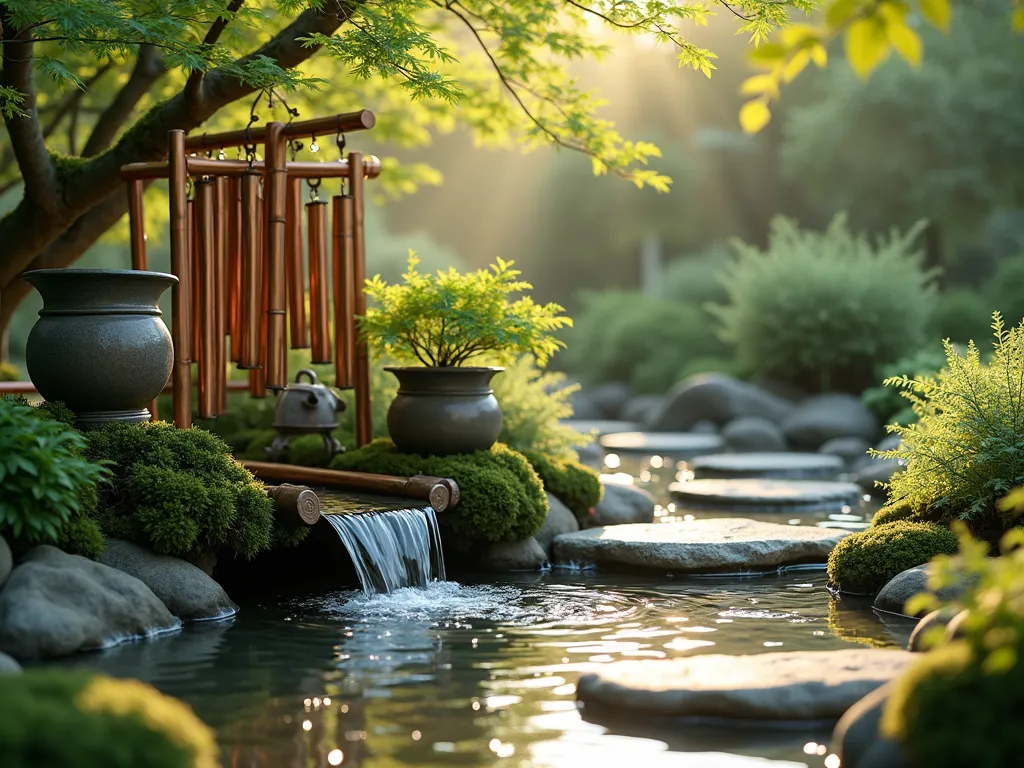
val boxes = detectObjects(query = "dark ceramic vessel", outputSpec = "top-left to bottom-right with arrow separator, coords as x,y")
23,268 -> 177,429
385,366 -> 504,456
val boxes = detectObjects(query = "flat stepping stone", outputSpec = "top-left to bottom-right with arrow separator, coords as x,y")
561,419 -> 640,437
691,452 -> 844,481
599,431 -> 725,458
576,648 -> 912,722
668,478 -> 863,512
552,518 -> 849,573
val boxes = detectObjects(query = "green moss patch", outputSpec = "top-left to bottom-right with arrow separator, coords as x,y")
870,499 -> 920,527
523,450 -> 602,520
331,440 -> 547,545
827,521 -> 959,595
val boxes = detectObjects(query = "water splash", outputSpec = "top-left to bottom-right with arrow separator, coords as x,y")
324,507 -> 446,594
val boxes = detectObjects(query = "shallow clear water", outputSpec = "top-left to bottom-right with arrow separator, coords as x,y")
52,570 -> 914,768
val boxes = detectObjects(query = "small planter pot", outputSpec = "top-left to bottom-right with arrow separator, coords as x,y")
23,268 -> 177,429
384,366 -> 504,456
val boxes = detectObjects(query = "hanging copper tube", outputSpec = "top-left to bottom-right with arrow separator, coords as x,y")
332,194 -> 355,389
227,177 -> 242,363
194,178 -> 217,419
214,175 -> 229,414
238,170 -> 262,369
264,123 -> 288,390
189,197 -> 203,368
285,178 -> 308,349
306,198 -> 331,364
349,152 -> 372,446
126,178 -> 160,422
250,179 -> 269,398
168,130 -> 192,428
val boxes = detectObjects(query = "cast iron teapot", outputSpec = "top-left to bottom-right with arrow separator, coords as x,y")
265,369 -> 345,461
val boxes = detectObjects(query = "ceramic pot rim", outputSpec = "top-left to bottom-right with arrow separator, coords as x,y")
22,268 -> 178,284
383,365 -> 505,373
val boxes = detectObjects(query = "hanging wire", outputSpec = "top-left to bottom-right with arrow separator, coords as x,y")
307,178 -> 322,202
336,130 -> 347,193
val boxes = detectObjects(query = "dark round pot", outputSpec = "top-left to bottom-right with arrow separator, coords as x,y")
385,366 -> 504,456
23,268 -> 178,429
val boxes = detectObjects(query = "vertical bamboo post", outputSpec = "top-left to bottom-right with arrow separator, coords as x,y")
238,170 -> 262,369
285,177 -> 308,349
307,199 -> 331,364
265,122 -> 287,390
332,194 -> 355,389
127,178 -> 160,421
349,152 -> 371,446
214,176 -> 228,413
195,178 -> 217,419
168,130 -> 192,428
227,176 -> 242,363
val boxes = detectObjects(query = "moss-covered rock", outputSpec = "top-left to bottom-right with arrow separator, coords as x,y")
870,499 -> 919,527
881,639 -> 1024,767
84,422 -> 278,561
522,450 -> 602,520
0,669 -> 219,767
827,521 -> 960,595
330,440 -> 547,545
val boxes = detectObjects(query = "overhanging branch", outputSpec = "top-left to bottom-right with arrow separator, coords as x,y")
82,45 -> 166,157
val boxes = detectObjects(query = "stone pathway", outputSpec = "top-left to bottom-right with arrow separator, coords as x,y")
668,478 -> 863,512
599,431 -> 725,459
552,518 -> 849,573
576,648 -> 912,721
691,452 -> 845,481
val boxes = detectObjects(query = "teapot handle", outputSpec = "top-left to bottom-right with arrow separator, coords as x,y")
295,369 -> 318,385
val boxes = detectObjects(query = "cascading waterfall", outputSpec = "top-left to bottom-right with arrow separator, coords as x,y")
325,507 -> 447,594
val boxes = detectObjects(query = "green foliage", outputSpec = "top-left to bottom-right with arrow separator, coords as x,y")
84,422 -> 275,560
0,669 -> 219,768
881,525 -> 1024,766
861,346 -> 947,427
491,355 -> 591,460
931,289 -> 994,346
877,314 -> 1024,539
0,397 -> 109,552
870,499 -> 918,527
522,450 -> 602,520
361,254 -> 571,367
826,520 -> 959,594
35,400 -> 79,429
659,245 -> 733,306
0,360 -> 19,381
709,214 -> 938,393
560,290 -> 727,394
331,440 -> 547,545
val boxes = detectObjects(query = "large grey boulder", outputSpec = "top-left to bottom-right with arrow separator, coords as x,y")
832,682 -> 911,768
553,518 -> 849,573
576,649 -> 912,721
587,382 -> 633,420
820,436 -> 872,466
621,394 -> 665,427
99,539 -> 237,622
721,416 -> 788,452
481,538 -> 547,571
534,494 -> 580,557
853,457 -> 904,494
783,394 -> 880,450
874,564 -> 972,617
648,374 -> 795,432
0,545 -> 179,661
908,608 -> 960,652
590,483 -> 655,526
0,535 -> 11,589
0,651 -> 21,674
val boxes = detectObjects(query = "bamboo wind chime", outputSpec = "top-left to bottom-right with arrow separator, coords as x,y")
121,111 -> 380,447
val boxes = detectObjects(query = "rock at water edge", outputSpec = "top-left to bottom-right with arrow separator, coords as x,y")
576,648 -> 913,721
689,452 -> 844,481
0,535 -> 11,590
535,494 -> 580,556
590,483 -> 655,527
721,416 -> 788,453
0,545 -> 179,661
99,539 -> 238,622
649,374 -> 795,432
482,538 -> 547,571
874,564 -> 972,618
832,681 -> 911,768
820,436 -> 872,465
0,651 -> 21,674
783,394 -> 880,450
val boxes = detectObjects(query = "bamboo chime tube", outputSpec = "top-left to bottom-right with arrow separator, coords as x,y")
307,198 -> 331,364
194,178 -> 217,419
238,170 -> 262,369
227,177 -> 242,363
332,194 -> 355,389
168,130 -> 192,428
349,152 -> 371,446
214,176 -> 229,414
285,178 -> 308,349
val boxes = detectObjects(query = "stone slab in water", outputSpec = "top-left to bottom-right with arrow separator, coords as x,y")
599,431 -> 725,457
552,518 -> 849,573
562,419 -> 640,437
576,649 -> 913,721
690,452 -> 844,481
668,478 -> 863,512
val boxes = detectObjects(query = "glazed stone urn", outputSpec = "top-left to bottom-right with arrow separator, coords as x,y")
22,268 -> 177,429
384,366 -> 504,456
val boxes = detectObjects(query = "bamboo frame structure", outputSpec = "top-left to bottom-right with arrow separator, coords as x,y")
121,112 -> 379,447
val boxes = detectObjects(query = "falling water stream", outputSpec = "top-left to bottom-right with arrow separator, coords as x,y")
324,507 -> 447,594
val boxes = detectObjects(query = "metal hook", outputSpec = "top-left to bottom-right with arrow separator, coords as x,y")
309,134 -> 320,154
307,178 -> 322,202
336,130 -> 346,154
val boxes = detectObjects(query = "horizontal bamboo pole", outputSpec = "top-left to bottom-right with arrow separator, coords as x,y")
183,110 -> 376,151
120,157 -> 383,181
266,484 -> 322,527
240,461 -> 461,514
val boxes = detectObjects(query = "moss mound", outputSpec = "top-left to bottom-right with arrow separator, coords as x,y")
881,639 -> 1024,767
330,440 -> 547,545
0,670 -> 219,768
870,499 -> 919,527
827,521 -> 959,594
240,430 -> 344,468
522,450 -> 602,520
84,422 -> 279,561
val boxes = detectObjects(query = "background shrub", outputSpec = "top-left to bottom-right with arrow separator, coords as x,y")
0,670 -> 219,768
861,346 -> 948,427
331,440 -> 547,546
826,521 -> 959,595
709,214 -> 938,393
84,422 -> 277,561
0,360 -> 20,381
877,315 -> 1024,541
559,290 -> 726,394
522,450 -> 602,520
0,397 -> 108,557
930,289 -> 994,346
658,244 -> 732,306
